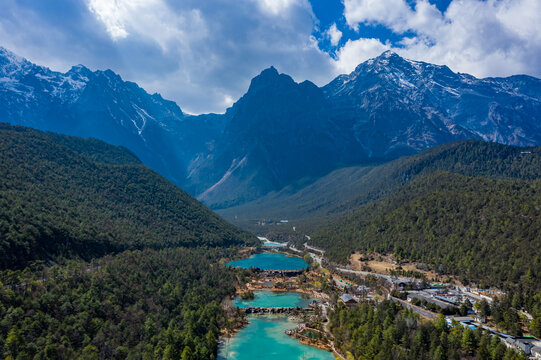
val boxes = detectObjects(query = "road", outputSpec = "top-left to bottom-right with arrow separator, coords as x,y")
303,242 -> 325,254
309,252 -> 323,264
288,245 -> 303,253
319,304 -> 346,360
390,297 -> 438,319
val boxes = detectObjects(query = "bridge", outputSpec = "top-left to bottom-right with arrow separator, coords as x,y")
242,306 -> 312,314
260,269 -> 305,277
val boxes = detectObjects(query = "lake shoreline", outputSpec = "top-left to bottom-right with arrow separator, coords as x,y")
227,252 -> 309,271
218,314 -> 335,360
219,252 -> 334,360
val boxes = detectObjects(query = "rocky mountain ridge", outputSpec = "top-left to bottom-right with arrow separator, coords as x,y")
1,47 -> 540,208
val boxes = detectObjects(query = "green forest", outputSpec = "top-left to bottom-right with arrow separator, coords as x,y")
0,247 -> 243,359
312,172 -> 541,291
330,300 -> 526,360
0,124 -> 259,359
313,166 -> 541,345
2,123 -> 541,359
332,139 -> 541,215
0,123 -> 256,268
219,139 -> 541,229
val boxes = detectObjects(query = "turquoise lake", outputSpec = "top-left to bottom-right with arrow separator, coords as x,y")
218,315 -> 334,360
227,253 -> 308,270
234,290 -> 313,308
262,241 -> 286,247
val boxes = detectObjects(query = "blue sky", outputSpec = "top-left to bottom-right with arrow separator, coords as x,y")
1,0 -> 539,113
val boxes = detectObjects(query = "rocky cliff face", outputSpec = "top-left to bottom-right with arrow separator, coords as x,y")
188,66 -> 366,207
190,52 -> 541,207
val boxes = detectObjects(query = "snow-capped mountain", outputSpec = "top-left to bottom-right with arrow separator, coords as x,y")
1,47 -> 540,208
189,53 -> 541,207
0,48 -> 90,125
0,46 -> 214,185
323,50 -> 541,157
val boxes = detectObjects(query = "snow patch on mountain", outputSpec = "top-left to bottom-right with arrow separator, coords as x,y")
197,155 -> 248,200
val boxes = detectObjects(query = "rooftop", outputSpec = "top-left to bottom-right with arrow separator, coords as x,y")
340,294 -> 356,303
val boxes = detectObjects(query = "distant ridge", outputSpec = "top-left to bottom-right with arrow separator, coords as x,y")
188,51 -> 541,207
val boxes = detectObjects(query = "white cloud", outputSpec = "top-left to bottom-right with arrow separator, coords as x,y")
256,0 -> 302,16
87,0 -> 207,52
344,0 -> 413,31
81,0 -> 335,113
2,0 -> 540,114
334,38 -> 390,73
326,23 -> 342,46
337,0 -> 541,78
1,0 -> 335,114
222,94 -> 235,108
87,0 -> 129,40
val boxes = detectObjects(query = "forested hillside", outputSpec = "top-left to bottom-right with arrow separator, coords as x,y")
312,172 -> 541,291
0,123 -> 256,268
220,140 -> 541,229
0,247 -> 242,359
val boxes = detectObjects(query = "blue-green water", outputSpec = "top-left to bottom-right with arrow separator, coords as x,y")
234,290 -> 313,308
218,315 -> 334,360
263,241 -> 286,247
227,253 -> 308,270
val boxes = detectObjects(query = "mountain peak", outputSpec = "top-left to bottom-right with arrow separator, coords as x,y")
246,65 -> 296,93
0,46 -> 15,57
379,50 -> 399,59
0,47 -> 32,77
372,50 -> 409,66
70,64 -> 89,71
262,65 -> 278,75
256,66 -> 280,81
349,51 -> 406,74
67,64 -> 92,77
0,47 -> 30,66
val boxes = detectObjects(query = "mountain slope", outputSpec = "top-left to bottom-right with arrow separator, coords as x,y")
324,51 -> 541,155
0,46 -> 219,188
311,171 -> 541,290
186,66 -> 366,207
218,140 -> 541,229
195,52 -> 541,207
0,123 -> 256,268
0,247 -> 240,359
2,47 -> 541,209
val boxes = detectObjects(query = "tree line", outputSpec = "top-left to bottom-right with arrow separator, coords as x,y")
313,172 -> 541,291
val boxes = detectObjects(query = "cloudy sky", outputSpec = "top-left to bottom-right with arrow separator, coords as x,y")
1,0 -> 540,113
